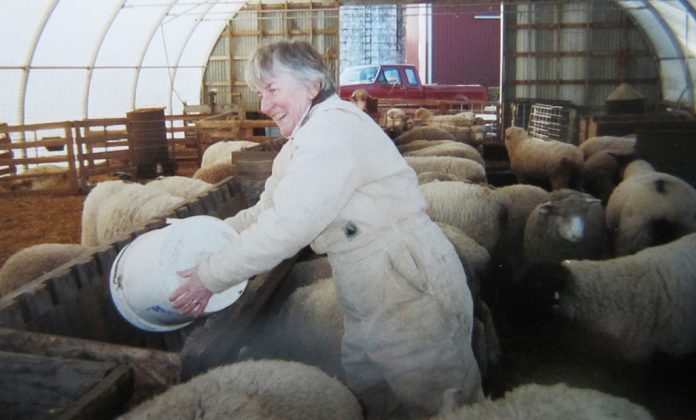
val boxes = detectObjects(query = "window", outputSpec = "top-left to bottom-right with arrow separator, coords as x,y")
383,67 -> 401,84
404,67 -> 419,86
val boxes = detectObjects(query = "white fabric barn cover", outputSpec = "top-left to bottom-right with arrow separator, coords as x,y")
0,0 -> 695,126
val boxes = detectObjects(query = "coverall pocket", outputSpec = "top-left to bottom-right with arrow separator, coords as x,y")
385,241 -> 427,299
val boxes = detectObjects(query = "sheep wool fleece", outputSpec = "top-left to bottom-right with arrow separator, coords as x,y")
197,94 -> 482,417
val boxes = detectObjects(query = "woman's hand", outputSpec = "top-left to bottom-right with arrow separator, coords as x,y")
169,266 -> 213,317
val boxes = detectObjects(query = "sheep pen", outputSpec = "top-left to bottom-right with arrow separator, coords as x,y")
1,152 -> 695,420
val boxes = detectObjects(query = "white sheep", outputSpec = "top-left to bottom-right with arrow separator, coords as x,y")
4,164 -> 71,192
404,141 -> 485,167
119,359 -> 363,420
579,135 -> 636,160
523,189 -> 607,265
283,254 -> 332,290
405,156 -> 487,185
515,232 -> 696,362
394,126 -> 455,146
81,180 -> 184,247
420,181 -> 509,253
192,161 -> 235,184
432,382 -> 653,420
262,277 -> 344,378
200,140 -> 258,169
0,243 -> 89,297
504,126 -> 584,190
145,175 -> 212,201
413,108 -> 480,127
434,221 -> 501,379
412,108 -> 486,149
605,159 -> 696,256
398,139 -> 455,155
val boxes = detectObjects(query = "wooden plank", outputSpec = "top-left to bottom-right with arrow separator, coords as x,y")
179,256 -> 298,380
0,327 -> 181,409
0,350 -> 133,420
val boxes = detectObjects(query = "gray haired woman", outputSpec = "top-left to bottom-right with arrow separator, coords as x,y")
170,39 -> 483,418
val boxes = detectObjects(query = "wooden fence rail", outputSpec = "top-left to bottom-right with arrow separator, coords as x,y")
0,113 -> 278,196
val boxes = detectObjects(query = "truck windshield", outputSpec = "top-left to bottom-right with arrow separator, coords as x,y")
339,66 -> 378,85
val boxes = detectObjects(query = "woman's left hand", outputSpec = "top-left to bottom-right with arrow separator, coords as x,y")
169,266 -> 213,317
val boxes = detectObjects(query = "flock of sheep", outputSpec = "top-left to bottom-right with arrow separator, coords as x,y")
1,105 -> 695,419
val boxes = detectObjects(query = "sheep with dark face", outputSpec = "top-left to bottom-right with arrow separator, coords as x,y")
606,159 -> 696,256
580,149 -> 636,204
384,107 -> 409,138
513,232 -> 696,363
523,189 -> 607,265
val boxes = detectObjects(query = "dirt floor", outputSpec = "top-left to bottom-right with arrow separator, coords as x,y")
0,194 -> 84,267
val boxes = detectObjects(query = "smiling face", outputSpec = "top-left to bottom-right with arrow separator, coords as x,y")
258,71 -> 319,137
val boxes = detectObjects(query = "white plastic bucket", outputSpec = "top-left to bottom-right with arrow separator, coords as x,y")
109,215 -> 248,332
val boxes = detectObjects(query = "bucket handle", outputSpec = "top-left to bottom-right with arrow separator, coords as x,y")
111,242 -> 133,289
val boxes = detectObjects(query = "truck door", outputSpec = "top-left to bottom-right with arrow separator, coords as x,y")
376,66 -> 421,100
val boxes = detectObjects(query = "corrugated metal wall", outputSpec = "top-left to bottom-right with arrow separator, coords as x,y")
504,1 -> 660,114
203,1 -> 339,113
431,4 -> 501,88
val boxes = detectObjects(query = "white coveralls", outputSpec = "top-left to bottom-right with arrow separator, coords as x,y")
197,94 -> 483,417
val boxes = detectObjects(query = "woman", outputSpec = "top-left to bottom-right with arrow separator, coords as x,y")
170,40 -> 483,418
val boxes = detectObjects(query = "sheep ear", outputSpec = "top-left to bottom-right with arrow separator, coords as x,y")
537,202 -> 554,214
585,196 -> 601,205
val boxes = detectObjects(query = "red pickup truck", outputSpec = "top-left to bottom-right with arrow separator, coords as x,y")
339,64 -> 488,102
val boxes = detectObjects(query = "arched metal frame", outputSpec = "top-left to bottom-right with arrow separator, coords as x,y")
1,0 -> 694,127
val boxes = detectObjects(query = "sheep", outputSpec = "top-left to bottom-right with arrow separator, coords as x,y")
4,164 -> 70,192
504,126 -> 583,190
513,232 -> 696,363
605,159 -> 696,256
434,221 -> 501,380
413,107 -> 479,127
283,253 -> 332,290
119,359 -> 363,420
200,140 -> 257,169
398,139 -> 454,155
383,107 -> 409,138
523,189 -> 607,265
349,88 -> 370,112
432,382 -> 653,420
393,126 -> 455,146
80,180 -> 184,247
420,181 -> 509,253
493,184 -> 550,270
145,175 -> 212,201
417,172 -> 461,185
0,243 -> 89,297
261,277 -> 345,378
405,156 -> 487,185
579,135 -> 636,160
412,108 -> 486,149
580,149 -> 636,204
404,141 -> 485,167
192,161 -> 235,184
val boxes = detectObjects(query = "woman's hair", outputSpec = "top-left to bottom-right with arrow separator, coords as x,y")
245,40 -> 336,96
